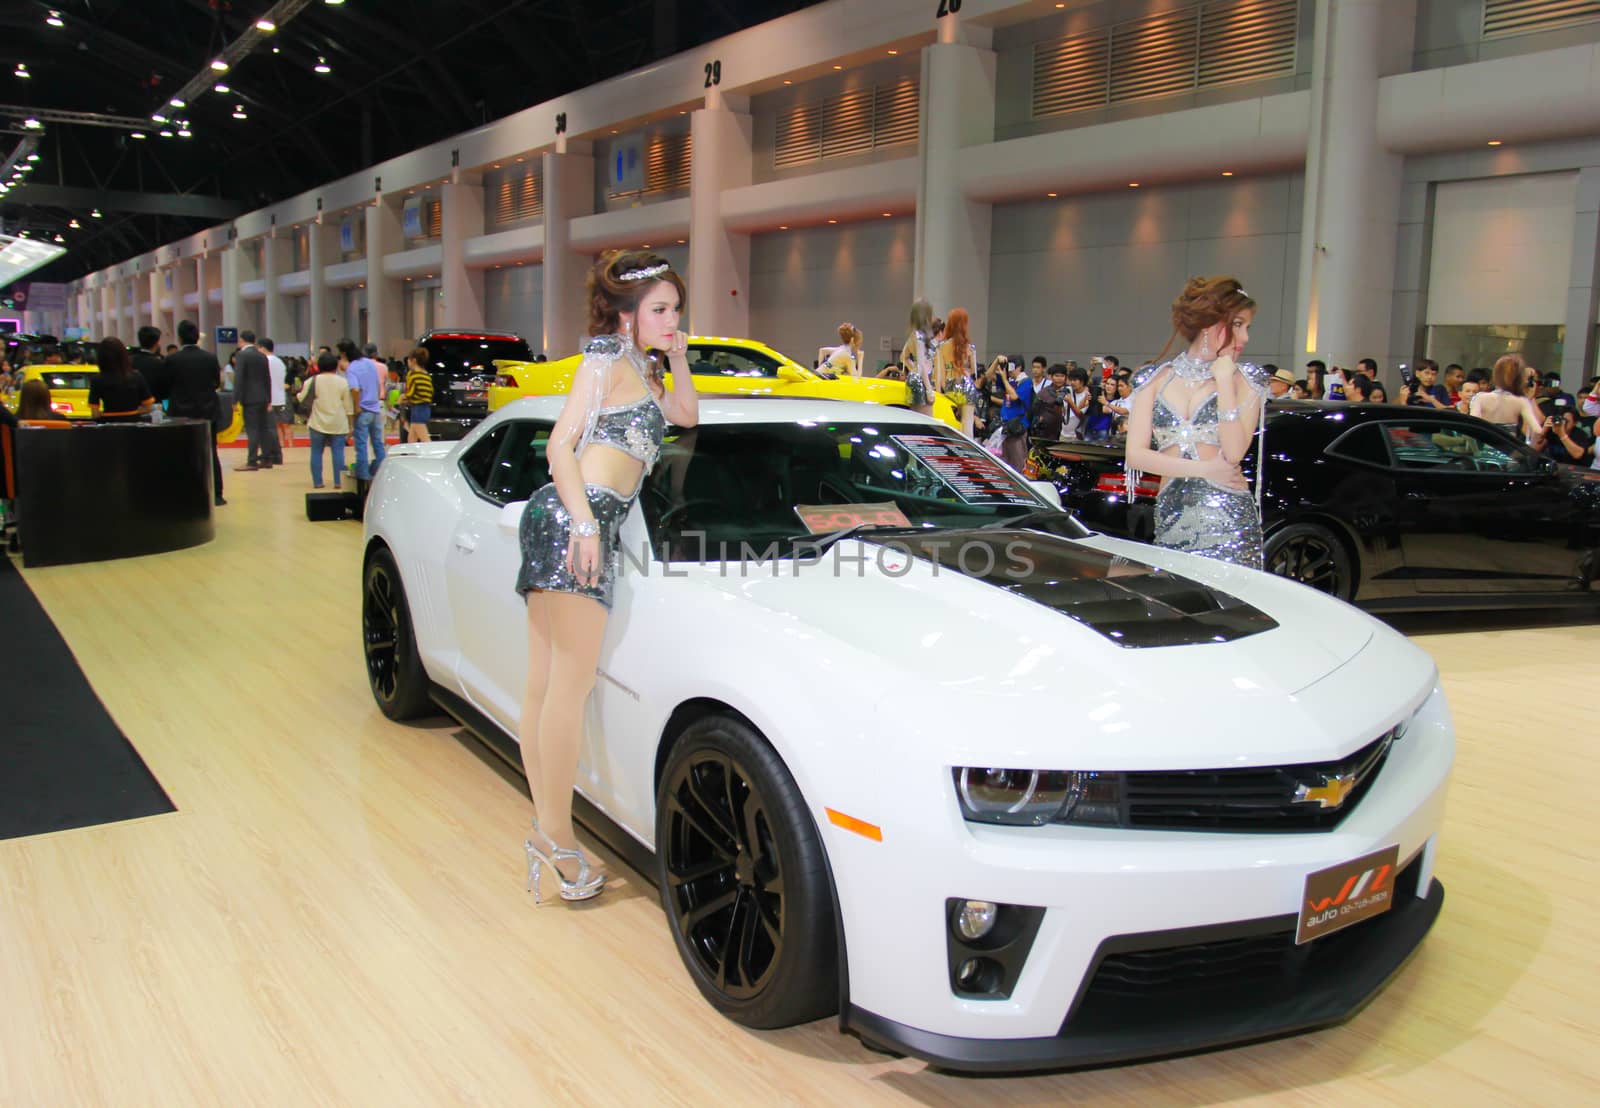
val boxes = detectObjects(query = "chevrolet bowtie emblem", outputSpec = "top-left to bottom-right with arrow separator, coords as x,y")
1294,772 -> 1357,809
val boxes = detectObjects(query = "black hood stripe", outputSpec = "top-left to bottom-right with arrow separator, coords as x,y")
884,530 -> 1277,648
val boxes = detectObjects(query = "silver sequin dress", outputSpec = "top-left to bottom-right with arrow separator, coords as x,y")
515,335 -> 667,610
1131,352 -> 1269,571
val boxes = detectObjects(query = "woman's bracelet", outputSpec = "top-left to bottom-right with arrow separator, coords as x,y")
572,519 -> 599,538
1217,406 -> 1242,423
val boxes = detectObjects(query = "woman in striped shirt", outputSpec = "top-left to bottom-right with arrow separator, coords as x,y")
403,346 -> 434,443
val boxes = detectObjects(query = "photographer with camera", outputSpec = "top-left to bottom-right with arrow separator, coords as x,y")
1400,359 -> 1450,408
1540,397 -> 1594,466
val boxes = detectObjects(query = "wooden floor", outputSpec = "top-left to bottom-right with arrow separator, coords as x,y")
4,447 -> 1596,1106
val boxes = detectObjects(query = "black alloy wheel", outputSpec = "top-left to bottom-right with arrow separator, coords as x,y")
656,714 -> 838,1029
1266,522 -> 1355,601
362,546 -> 432,720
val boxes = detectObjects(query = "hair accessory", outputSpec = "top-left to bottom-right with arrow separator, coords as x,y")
618,262 -> 670,283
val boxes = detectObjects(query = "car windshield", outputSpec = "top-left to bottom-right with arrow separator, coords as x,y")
40,371 -> 96,390
686,345 -> 783,378
641,420 -> 1083,561
428,335 -> 534,370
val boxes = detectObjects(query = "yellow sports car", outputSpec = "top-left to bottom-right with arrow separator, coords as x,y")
4,364 -> 99,420
487,336 -> 959,428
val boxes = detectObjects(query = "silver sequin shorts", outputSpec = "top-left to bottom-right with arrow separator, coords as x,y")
1153,477 -> 1264,571
515,482 -> 634,610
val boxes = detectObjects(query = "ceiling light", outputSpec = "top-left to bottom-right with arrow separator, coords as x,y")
178,128 -> 192,138
827,219 -> 837,224
170,97 -> 186,108
1128,181 -> 1140,188
314,57 -> 331,74
783,79 -> 791,85
152,113 -> 167,123
23,117 -> 41,129
131,131 -> 146,139
256,18 -> 277,32
46,10 -> 64,28
69,219 -> 80,229
271,46 -> 280,54
213,83 -> 230,93
26,153 -> 38,161
20,163 -> 32,172
676,239 -> 685,244
211,58 -> 229,72
1046,192 -> 1057,198
159,129 -> 174,138
1487,139 -> 1503,146
232,108 -> 247,120
92,208 -> 102,218
833,65 -> 843,70
881,212 -> 892,217
325,0 -> 346,5
54,233 -> 64,243
778,225 -> 788,230
640,245 -> 650,250
1221,170 -> 1233,177
888,49 -> 898,55
14,64 -> 29,78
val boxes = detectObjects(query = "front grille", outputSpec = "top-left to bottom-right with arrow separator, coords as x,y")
1062,729 -> 1396,833
1064,857 -> 1422,1033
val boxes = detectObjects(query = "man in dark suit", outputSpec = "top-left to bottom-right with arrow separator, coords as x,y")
166,319 -> 226,506
233,330 -> 272,471
132,325 -> 171,403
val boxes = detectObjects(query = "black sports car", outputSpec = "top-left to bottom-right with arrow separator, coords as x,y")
1034,401 -> 1600,611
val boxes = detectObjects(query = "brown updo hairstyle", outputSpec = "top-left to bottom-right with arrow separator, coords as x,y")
587,249 -> 687,340
1171,276 -> 1256,342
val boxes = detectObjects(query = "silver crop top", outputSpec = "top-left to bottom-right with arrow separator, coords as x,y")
577,334 -> 668,475
1133,351 -> 1270,460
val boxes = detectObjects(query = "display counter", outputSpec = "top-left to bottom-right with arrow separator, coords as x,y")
14,418 -> 215,568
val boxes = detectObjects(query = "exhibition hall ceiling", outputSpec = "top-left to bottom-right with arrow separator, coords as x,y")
2,0 -> 827,282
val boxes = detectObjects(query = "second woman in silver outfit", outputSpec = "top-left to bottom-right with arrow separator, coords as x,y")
1125,277 -> 1269,570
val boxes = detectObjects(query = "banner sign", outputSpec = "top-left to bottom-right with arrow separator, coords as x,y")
215,326 -> 239,347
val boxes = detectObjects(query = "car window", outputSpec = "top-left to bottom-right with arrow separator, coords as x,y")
641,421 -> 1079,561
1327,424 -> 1390,467
39,371 -> 97,390
458,425 -> 507,497
487,421 -> 553,503
1381,419 -> 1539,474
686,344 -> 782,378
426,335 -> 535,374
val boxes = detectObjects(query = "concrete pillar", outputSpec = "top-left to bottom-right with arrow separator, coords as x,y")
174,259 -> 197,347
542,144 -> 595,357
441,179 -> 487,328
98,282 -> 115,342
366,197 -> 405,356
197,254 -> 220,349
220,246 -> 243,351
146,270 -> 162,342
912,29 -> 997,355
687,99 -> 752,338
308,220 -> 343,350
1562,167 -> 1600,387
262,233 -> 293,345
119,276 -> 136,341
1294,0 -> 1416,371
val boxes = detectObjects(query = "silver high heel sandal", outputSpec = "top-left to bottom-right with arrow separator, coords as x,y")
524,823 -> 605,904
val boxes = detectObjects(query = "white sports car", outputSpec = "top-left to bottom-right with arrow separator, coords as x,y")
361,396 -> 1452,1072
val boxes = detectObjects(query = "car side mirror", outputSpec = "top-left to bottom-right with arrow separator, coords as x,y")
498,500 -> 527,533
1029,480 -> 1063,508
777,366 -> 809,383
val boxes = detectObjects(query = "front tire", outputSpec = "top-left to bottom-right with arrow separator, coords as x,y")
1266,522 -> 1355,601
656,714 -> 838,1028
362,546 -> 432,720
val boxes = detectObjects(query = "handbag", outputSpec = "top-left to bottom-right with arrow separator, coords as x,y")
296,375 -> 317,418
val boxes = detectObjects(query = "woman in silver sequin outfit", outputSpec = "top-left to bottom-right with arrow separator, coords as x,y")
936,307 -> 981,439
1125,277 -> 1269,570
900,298 -> 937,416
514,250 -> 700,904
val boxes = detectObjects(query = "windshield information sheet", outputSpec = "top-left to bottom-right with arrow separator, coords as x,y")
892,435 -> 1036,505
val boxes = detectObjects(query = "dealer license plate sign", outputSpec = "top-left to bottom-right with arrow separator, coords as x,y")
1295,844 -> 1400,945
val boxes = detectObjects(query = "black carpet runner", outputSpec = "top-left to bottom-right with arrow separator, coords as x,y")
0,556 -> 175,840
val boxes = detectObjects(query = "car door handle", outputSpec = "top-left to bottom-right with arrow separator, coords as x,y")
452,532 -> 478,554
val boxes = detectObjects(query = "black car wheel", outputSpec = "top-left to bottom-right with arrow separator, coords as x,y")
1266,522 -> 1355,601
362,546 -> 433,720
656,714 -> 838,1029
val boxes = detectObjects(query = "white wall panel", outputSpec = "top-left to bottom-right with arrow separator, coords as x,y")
1427,171 -> 1578,324
484,265 -> 546,351
748,218 -> 915,370
988,174 -> 1303,368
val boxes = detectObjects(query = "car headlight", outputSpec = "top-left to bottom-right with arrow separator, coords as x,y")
953,767 -> 1122,827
